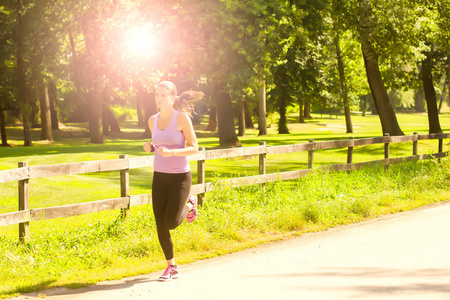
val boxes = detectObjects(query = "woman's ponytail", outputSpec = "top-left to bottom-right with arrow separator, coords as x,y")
172,90 -> 205,118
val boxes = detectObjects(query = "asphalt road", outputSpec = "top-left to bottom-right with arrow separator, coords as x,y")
12,201 -> 450,300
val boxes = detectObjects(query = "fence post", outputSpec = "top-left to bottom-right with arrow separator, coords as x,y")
308,139 -> 314,169
259,141 -> 266,175
197,147 -> 206,206
347,136 -> 354,164
438,134 -> 443,162
384,133 -> 390,170
259,142 -> 267,188
119,154 -> 130,219
413,132 -> 418,156
347,136 -> 354,173
18,161 -> 29,243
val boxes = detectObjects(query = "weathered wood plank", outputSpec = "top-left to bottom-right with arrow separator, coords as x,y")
353,136 -> 389,147
314,139 -> 353,150
277,169 -> 313,180
205,146 -> 265,160
210,169 -> 315,189
28,159 -> 128,178
319,163 -> 353,172
188,150 -> 206,162
431,151 -> 449,158
31,198 -> 129,221
128,156 -> 154,169
190,183 -> 206,195
267,143 -> 313,155
388,135 -> 416,143
0,210 -> 31,226
0,167 -> 28,183
417,133 -> 450,140
130,194 -> 151,206
213,175 -> 267,188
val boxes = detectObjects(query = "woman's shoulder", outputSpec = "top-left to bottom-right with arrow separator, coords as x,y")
149,112 -> 160,120
148,113 -> 160,130
176,110 -> 191,122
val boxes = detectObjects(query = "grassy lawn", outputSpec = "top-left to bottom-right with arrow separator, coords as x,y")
1,112 -> 450,298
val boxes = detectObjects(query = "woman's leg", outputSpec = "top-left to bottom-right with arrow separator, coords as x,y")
163,172 -> 192,230
152,172 -> 172,261
152,172 -> 192,261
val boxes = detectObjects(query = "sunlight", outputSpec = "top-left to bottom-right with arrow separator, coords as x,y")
124,24 -> 158,58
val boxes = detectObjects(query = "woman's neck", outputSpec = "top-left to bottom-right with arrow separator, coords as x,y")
159,107 -> 174,118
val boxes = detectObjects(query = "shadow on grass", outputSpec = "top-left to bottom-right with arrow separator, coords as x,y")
11,277 -> 156,299
2,279 -> 57,298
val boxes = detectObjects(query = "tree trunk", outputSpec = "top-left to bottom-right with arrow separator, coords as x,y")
258,76 -> 268,136
360,95 -> 367,116
143,91 -> 156,138
39,85 -> 53,141
205,106 -> 217,132
361,48 -> 404,135
415,90 -> 426,112
359,0 -> 403,136
278,98 -> 289,134
421,54 -> 442,134
102,104 -> 121,135
16,0 -> 32,146
136,85 -> 146,128
48,80 -> 59,130
304,100 -> 311,118
438,79 -> 446,114
244,101 -> 254,128
0,104 -> 9,146
214,83 -> 241,147
448,55 -> 450,109
30,100 -> 39,128
237,99 -> 246,136
335,31 -> 353,133
89,87 -> 104,144
298,98 -> 304,123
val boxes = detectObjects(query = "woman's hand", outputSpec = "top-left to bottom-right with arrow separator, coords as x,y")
157,146 -> 173,157
143,141 -> 154,153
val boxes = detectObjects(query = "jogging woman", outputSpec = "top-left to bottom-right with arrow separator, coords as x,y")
143,80 -> 203,281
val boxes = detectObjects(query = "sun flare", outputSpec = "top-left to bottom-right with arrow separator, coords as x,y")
125,25 -> 158,57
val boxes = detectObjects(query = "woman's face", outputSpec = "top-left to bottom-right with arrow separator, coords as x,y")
155,86 -> 175,109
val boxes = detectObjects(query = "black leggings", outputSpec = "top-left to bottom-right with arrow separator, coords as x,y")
152,171 -> 192,261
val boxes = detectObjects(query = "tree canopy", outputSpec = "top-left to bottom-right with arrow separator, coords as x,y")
0,0 -> 448,146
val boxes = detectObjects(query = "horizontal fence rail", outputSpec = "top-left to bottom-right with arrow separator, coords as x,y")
1,132 -> 449,242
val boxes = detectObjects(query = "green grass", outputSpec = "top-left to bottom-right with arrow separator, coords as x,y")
1,112 -> 450,298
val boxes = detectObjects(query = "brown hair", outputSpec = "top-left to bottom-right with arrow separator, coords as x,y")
173,90 -> 204,117
157,81 -> 204,117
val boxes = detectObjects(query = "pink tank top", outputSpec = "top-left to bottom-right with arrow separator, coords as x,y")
152,111 -> 190,173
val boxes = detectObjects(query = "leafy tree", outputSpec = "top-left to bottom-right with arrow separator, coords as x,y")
268,0 -> 329,133
161,0 -> 287,146
407,0 -> 444,133
435,0 -> 450,110
356,0 -> 404,135
25,0 -> 68,141
65,0 -> 155,143
330,0 -> 353,132
0,3 -> 17,146
13,0 -> 34,145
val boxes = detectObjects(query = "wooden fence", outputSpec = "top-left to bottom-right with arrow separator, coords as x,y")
1,132 -> 449,242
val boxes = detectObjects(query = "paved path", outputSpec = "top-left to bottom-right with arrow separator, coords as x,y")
13,201 -> 450,300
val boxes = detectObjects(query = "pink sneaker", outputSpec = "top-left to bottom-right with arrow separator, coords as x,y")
158,265 -> 179,281
186,195 -> 198,223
